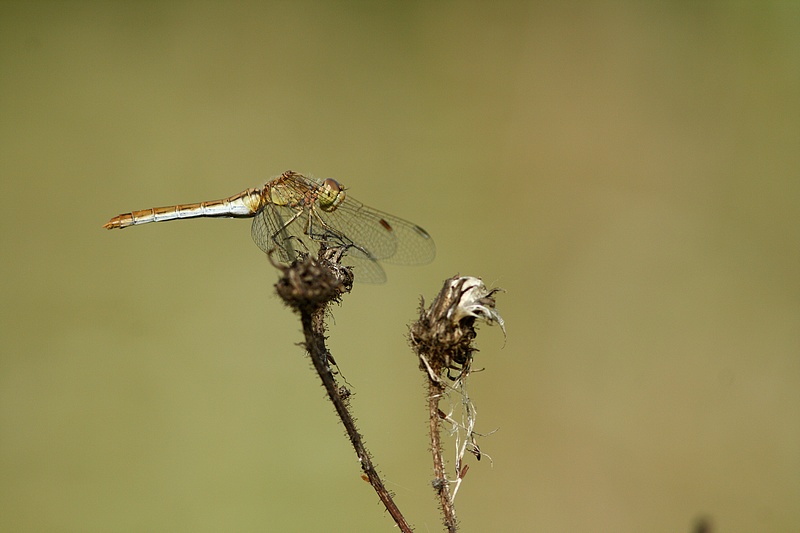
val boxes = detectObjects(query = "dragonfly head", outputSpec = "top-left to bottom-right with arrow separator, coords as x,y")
319,178 -> 346,212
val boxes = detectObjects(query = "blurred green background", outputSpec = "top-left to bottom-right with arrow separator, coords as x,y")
2,2 -> 799,532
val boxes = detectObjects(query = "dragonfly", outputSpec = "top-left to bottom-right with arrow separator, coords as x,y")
104,170 -> 436,283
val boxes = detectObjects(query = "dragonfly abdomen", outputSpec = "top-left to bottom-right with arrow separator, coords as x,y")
103,188 -> 266,229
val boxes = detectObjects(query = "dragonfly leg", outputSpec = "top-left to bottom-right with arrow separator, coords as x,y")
268,209 -> 305,258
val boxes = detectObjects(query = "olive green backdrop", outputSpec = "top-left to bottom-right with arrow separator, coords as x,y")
2,2 -> 799,532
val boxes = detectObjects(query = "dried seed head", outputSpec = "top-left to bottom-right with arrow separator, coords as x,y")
410,276 -> 504,377
273,246 -> 353,312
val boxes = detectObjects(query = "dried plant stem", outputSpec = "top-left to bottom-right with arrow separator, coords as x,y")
300,309 -> 413,533
428,379 -> 458,532
410,276 -> 504,533
275,249 -> 412,533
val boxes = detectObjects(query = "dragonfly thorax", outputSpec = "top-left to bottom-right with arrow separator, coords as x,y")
319,178 -> 346,212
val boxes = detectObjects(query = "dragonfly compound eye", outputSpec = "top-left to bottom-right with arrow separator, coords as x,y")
319,178 -> 346,212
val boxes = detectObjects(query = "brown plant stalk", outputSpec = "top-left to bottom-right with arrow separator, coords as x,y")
273,247 -> 413,533
410,276 -> 504,533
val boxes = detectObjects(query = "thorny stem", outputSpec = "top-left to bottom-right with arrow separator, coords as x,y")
274,248 -> 413,533
428,379 -> 457,533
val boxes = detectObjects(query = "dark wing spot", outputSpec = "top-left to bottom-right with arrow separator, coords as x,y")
414,225 -> 431,239
379,218 -> 393,232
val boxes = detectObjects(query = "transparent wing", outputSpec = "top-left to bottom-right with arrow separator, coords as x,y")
251,202 -> 300,264
313,195 -> 436,265
339,251 -> 387,283
251,202 -> 389,283
250,173 -> 433,282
